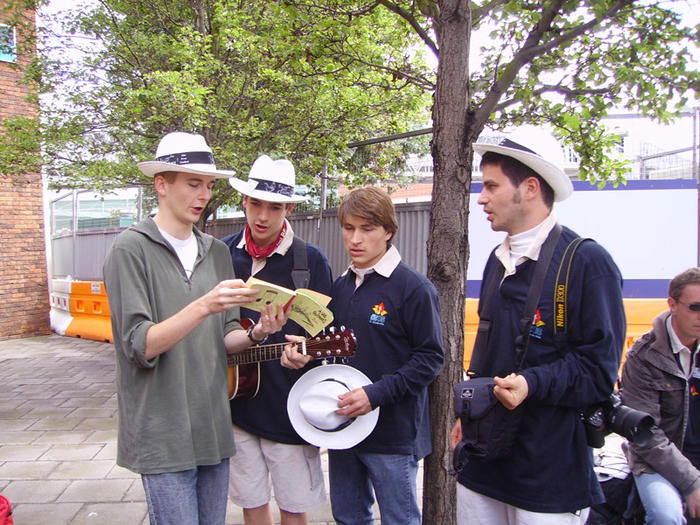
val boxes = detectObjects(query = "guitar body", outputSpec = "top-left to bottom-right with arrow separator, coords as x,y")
228,362 -> 261,400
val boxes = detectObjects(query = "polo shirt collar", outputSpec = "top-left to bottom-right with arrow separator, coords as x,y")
667,314 -> 697,377
342,245 -> 402,278
495,212 -> 557,276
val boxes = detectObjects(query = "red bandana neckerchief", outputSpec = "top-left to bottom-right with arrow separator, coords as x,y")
244,222 -> 287,260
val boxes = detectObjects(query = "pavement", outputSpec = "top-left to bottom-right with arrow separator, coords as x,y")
0,334 -> 397,524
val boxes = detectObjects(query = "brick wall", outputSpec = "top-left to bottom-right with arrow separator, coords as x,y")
0,4 -> 51,340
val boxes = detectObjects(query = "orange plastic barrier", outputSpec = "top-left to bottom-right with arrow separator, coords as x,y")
63,281 -> 113,343
463,298 -> 669,373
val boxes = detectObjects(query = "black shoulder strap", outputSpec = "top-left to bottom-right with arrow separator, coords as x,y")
467,261 -> 503,377
513,222 -> 562,368
291,236 -> 310,289
468,223 -> 562,376
552,236 -> 591,352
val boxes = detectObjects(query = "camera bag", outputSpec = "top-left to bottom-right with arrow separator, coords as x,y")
452,377 -> 524,468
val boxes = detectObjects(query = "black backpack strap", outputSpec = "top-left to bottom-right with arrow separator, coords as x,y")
291,236 -> 310,289
467,261 -> 504,377
552,236 -> 591,352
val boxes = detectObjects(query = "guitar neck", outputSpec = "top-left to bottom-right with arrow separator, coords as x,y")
227,330 -> 356,367
228,343 -> 288,366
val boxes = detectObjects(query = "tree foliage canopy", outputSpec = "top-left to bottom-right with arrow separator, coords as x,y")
1,0 -> 432,218
284,0 -> 698,183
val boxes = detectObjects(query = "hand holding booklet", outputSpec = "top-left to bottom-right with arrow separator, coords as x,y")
244,277 -> 334,336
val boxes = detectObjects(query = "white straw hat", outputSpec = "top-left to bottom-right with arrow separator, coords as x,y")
473,126 -> 573,201
137,132 -> 236,179
287,364 -> 379,450
229,154 -> 307,203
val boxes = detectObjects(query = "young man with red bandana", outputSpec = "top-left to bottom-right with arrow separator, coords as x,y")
222,155 -> 333,525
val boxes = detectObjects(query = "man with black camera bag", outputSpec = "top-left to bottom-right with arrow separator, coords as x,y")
450,127 -> 626,525
620,267 -> 700,525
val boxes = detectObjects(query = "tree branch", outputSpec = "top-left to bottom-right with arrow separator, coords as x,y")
474,0 -> 635,124
376,0 -> 438,56
493,84 -> 612,113
471,0 -> 508,26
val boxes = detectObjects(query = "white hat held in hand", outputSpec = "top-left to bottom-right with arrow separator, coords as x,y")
287,364 -> 379,450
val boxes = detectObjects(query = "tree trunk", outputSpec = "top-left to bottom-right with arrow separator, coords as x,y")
423,1 -> 472,523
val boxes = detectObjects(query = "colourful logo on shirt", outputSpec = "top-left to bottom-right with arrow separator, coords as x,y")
692,385 -> 699,397
370,302 -> 388,326
529,309 -> 545,339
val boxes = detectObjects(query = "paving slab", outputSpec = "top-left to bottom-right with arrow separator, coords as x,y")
27,416 -> 84,431
2,479 -> 70,503
57,479 -> 133,502
70,502 -> 148,525
0,418 -> 39,431
33,429 -> 93,444
0,407 -> 31,418
0,460 -> 58,479
0,430 -> 41,444
39,444 -> 104,461
10,502 -> 82,525
48,459 -> 116,479
0,444 -> 51,461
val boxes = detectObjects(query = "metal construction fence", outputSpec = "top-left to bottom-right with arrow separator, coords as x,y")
49,200 -> 431,281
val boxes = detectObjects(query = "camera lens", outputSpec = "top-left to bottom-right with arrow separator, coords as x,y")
608,405 -> 654,447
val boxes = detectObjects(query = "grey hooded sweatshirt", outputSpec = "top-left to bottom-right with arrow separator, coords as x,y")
104,217 -> 240,474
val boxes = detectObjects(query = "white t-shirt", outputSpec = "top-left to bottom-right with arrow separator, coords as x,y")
159,228 -> 198,279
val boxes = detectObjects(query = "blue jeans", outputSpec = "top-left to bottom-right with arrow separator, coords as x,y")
634,472 -> 686,525
328,449 -> 420,525
141,459 -> 230,525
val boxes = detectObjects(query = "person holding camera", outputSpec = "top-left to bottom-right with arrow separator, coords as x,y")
620,267 -> 700,525
450,127 -> 626,524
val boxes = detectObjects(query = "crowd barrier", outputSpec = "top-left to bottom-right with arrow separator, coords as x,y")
49,279 -> 113,343
463,298 -> 669,372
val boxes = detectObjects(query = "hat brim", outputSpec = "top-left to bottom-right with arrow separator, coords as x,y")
137,161 -> 236,179
229,177 -> 308,203
288,364 -> 380,450
473,143 -> 573,201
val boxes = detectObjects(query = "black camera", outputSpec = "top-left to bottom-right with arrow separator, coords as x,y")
582,392 -> 654,448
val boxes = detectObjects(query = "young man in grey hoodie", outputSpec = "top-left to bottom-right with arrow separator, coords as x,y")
104,132 -> 288,525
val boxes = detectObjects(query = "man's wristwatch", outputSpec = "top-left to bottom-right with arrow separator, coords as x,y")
247,324 -> 268,345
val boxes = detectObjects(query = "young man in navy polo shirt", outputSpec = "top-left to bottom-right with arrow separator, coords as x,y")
285,186 -> 444,525
451,127 -> 625,524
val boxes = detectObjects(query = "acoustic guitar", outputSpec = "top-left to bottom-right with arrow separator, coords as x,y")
228,325 -> 356,400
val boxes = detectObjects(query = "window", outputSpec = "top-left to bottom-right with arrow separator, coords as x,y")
0,25 -> 17,63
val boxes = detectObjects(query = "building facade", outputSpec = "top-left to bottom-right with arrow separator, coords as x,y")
0,3 -> 50,339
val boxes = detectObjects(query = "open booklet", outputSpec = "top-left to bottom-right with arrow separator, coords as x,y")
244,276 -> 334,336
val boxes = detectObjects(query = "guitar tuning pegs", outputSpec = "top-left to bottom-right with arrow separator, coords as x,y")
328,326 -> 336,334
340,325 -> 346,332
